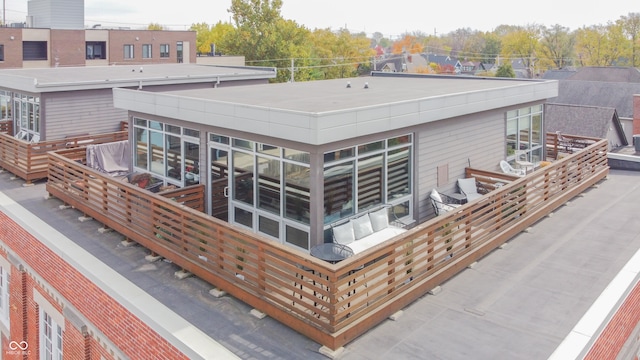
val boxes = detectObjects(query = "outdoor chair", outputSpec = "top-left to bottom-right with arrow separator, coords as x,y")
457,177 -> 483,202
429,189 -> 461,216
500,160 -> 526,177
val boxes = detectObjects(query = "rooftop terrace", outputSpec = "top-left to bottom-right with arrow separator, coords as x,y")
0,163 -> 637,358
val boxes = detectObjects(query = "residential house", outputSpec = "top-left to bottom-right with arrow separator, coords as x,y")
422,54 -> 462,74
545,103 -> 627,149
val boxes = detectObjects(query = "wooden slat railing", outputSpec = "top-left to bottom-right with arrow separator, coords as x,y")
0,131 -> 127,183
0,120 -> 12,135
45,135 -> 610,350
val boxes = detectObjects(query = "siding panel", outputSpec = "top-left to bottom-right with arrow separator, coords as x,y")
43,89 -> 127,140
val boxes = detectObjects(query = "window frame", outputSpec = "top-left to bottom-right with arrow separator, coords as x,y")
123,44 -> 134,59
0,44 -> 4,61
142,44 -> 152,59
160,44 -> 170,58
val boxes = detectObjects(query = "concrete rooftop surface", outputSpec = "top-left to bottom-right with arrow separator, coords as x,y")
1,168 -> 638,359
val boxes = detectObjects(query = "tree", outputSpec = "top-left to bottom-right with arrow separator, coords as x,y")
496,63 -> 516,78
147,23 -> 165,30
575,23 -> 629,66
391,35 -> 424,54
501,25 -> 541,78
539,24 -> 575,69
619,12 -> 640,66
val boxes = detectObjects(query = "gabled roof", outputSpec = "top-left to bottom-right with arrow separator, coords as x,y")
423,54 -> 461,67
553,81 -> 640,118
567,67 -> 640,82
544,103 -> 627,146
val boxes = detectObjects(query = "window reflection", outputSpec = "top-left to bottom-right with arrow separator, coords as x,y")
358,153 -> 383,210
387,147 -> 410,200
233,151 -> 254,206
324,161 -> 354,223
257,156 -> 281,215
285,163 -> 310,224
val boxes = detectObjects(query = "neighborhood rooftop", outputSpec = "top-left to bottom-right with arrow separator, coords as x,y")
0,64 -> 276,92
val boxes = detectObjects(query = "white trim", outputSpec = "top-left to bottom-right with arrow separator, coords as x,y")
33,289 -> 65,331
548,247 -> 640,360
0,191 -> 239,360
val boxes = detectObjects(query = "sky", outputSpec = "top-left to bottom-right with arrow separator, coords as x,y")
2,0 -> 637,39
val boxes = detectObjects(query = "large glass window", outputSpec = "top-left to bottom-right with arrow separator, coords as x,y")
23,41 -> 47,60
85,41 -> 106,59
0,90 -> 11,121
210,133 -> 311,250
506,105 -> 544,164
12,92 -> 40,141
323,134 -> 413,225
133,117 -> 201,187
0,44 -> 4,61
40,311 -> 63,360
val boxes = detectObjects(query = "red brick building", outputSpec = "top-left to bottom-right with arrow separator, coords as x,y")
0,28 -> 196,69
0,192 -> 237,359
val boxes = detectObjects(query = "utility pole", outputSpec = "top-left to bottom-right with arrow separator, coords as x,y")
290,58 -> 294,83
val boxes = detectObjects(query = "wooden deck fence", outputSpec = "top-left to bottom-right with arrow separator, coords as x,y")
45,135 -> 609,350
0,120 -> 12,135
0,129 -> 127,184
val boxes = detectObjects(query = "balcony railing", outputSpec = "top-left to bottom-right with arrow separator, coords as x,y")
0,128 -> 127,184
0,120 -> 12,135
45,134 -> 609,351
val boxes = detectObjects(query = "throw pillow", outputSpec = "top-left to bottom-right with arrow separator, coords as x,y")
332,222 -> 355,245
369,207 -> 389,232
351,215 -> 374,240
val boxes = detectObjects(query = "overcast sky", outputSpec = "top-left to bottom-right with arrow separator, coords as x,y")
3,0 -> 637,38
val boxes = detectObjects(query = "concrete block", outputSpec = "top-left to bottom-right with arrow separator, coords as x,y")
59,204 -> 72,210
22,182 -> 34,187
78,215 -> 93,222
319,346 -> 344,359
388,310 -> 404,321
209,288 -> 227,298
145,254 -> 162,262
499,242 -> 509,250
546,212 -> 554,218
428,286 -> 442,295
120,239 -> 136,247
523,227 -> 532,233
98,227 -> 113,234
250,309 -> 267,319
174,270 -> 193,280
467,261 -> 478,269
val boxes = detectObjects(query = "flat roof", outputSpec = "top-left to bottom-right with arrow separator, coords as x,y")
2,168 -> 637,359
0,64 -> 276,93
115,75 -> 558,145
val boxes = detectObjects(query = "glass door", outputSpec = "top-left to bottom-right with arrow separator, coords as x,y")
209,146 -> 229,221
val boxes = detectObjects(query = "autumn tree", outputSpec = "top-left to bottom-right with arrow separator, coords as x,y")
539,24 -> 575,69
575,23 -> 629,66
308,28 -> 374,80
391,35 -> 424,54
501,25 -> 541,78
619,12 -> 640,66
147,23 -> 165,30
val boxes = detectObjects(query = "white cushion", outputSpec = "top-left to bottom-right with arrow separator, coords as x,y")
348,226 -> 407,254
332,222 -> 355,245
457,178 -> 477,196
368,207 -> 389,232
430,189 -> 442,203
351,215 -> 374,240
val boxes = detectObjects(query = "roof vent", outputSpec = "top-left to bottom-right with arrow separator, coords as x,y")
364,82 -> 369,89
346,81 -> 351,88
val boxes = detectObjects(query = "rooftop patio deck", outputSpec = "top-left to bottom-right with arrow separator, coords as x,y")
2,163 -> 638,359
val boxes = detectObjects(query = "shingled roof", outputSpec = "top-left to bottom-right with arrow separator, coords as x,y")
553,81 -> 640,118
567,66 -> 640,82
545,103 -> 627,147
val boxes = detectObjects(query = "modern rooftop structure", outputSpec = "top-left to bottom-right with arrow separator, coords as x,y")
1,71 -> 633,358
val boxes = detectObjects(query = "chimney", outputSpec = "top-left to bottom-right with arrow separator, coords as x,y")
634,95 -> 640,135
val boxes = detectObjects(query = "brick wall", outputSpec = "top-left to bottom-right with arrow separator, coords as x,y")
0,212 -> 189,359
50,30 -> 86,67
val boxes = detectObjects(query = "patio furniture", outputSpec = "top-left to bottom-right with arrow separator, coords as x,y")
500,160 -> 526,177
457,177 -> 483,202
515,150 -> 534,174
429,189 -> 461,216
330,205 -> 408,254
310,243 -> 354,264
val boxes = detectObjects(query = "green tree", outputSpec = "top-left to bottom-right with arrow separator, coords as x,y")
496,63 -> 516,77
501,25 -> 541,78
147,23 -> 165,30
618,12 -> 640,66
575,23 -> 629,66
539,24 -> 575,69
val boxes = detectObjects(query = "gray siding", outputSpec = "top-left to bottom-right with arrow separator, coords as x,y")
415,108 -> 507,222
42,89 -> 126,140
